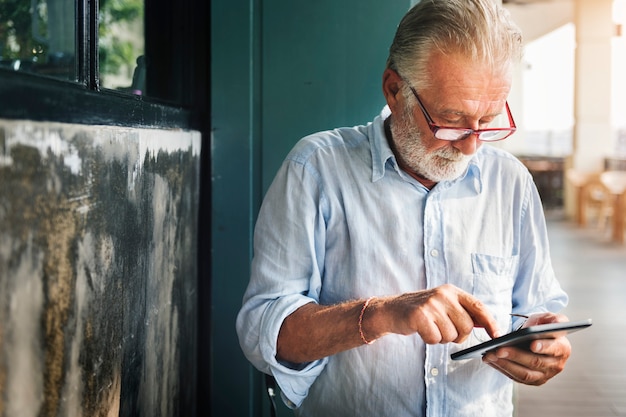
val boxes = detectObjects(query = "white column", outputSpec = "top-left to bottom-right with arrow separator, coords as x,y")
562,0 -> 615,219
572,0 -> 614,172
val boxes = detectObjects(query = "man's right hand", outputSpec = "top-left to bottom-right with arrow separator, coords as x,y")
369,284 -> 500,344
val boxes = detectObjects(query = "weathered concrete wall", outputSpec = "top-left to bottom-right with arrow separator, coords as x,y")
0,120 -> 200,417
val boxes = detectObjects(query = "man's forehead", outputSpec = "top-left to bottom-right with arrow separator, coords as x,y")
420,53 -> 511,106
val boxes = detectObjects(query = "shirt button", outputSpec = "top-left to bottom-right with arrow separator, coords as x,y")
431,368 -> 439,376
430,249 -> 439,257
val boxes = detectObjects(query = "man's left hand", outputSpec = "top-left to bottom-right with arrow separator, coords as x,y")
482,313 -> 571,385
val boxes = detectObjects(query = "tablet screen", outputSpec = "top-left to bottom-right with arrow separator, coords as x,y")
450,319 -> 592,361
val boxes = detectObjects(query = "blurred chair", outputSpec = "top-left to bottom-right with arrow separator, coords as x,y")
566,169 -> 611,229
599,170 -> 626,244
521,156 -> 564,209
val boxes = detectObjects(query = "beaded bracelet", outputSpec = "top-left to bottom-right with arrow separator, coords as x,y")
358,296 -> 376,345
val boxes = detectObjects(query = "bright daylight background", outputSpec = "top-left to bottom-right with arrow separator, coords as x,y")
520,0 -> 626,157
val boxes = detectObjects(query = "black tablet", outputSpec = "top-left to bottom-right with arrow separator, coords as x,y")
450,319 -> 593,361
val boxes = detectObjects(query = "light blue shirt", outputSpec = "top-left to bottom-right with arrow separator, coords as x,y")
236,111 -> 568,417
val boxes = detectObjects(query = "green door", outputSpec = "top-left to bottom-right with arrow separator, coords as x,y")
211,1 -> 412,415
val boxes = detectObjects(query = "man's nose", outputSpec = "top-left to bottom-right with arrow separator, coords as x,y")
453,133 -> 480,155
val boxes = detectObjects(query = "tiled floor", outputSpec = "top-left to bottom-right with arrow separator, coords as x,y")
515,213 -> 626,417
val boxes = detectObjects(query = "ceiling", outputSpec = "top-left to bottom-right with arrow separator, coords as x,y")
503,0 -> 575,43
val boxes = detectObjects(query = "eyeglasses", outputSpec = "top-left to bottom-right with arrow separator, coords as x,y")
510,313 -> 529,331
408,86 -> 517,142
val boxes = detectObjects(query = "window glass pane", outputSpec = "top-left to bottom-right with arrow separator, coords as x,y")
99,0 -> 145,95
0,0 -> 76,80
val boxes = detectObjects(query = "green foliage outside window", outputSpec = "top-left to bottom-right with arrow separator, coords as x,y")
0,0 -> 144,89
99,0 -> 144,89
0,0 -> 48,65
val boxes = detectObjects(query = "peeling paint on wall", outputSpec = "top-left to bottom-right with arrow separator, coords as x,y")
0,120 -> 200,417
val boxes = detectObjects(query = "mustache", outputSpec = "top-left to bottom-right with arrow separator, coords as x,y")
434,146 -> 468,162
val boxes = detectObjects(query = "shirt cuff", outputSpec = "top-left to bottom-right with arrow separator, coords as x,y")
260,294 -> 329,407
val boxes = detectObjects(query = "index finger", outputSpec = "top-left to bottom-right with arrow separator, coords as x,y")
458,292 -> 500,338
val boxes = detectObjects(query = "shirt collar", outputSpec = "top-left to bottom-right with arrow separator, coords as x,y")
370,107 -> 396,182
457,158 -> 483,194
369,107 -> 483,194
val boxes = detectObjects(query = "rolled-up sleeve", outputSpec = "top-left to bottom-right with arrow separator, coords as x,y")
235,150 -> 329,407
236,293 -> 328,406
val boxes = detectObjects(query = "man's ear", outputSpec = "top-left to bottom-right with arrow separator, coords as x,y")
382,68 -> 403,113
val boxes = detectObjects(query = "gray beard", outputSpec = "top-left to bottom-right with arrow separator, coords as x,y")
389,105 -> 472,183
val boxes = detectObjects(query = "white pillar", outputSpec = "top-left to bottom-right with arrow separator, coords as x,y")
572,0 -> 614,172
561,0 -> 615,219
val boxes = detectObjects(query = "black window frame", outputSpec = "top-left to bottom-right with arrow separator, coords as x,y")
0,0 -> 210,132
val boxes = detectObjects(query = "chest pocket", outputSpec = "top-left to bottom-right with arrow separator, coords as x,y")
471,253 -> 519,334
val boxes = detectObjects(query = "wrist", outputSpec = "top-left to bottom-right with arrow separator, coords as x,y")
358,296 -> 389,344
359,297 -> 377,344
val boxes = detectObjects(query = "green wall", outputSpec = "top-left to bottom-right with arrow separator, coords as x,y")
260,0 -> 409,189
211,1 -> 411,415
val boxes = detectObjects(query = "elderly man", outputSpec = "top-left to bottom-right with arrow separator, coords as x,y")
237,0 -> 571,416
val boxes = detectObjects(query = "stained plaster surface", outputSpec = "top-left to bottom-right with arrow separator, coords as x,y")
0,119 -> 201,417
